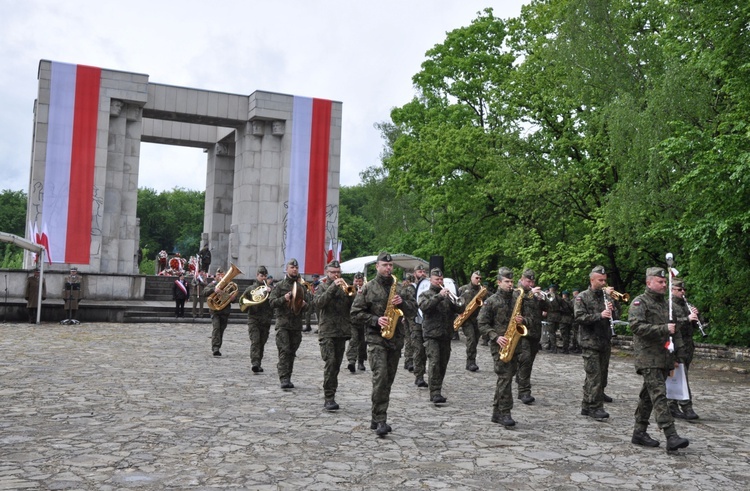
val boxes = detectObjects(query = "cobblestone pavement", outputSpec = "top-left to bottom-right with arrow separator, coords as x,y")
1,322 -> 749,490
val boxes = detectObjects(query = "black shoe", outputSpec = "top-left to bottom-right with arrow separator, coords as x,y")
303,327 -> 312,332
430,394 -> 447,404
666,434 -> 690,451
375,422 -> 390,436
251,365 -> 260,373
357,362 -> 366,371
370,420 -> 392,433
280,380 -> 295,389
258,367 -> 264,373
492,413 -> 516,427
551,347 -> 558,354
671,407 -> 686,419
520,394 -> 535,405
682,408 -> 699,420
602,393 -> 613,403
632,430 -> 660,447
213,351 -> 221,357
324,400 -> 340,411
467,363 -> 479,372
562,349 -> 570,354
347,363 -> 356,373
415,378 -> 428,388
589,408 -> 610,420
581,408 -> 590,416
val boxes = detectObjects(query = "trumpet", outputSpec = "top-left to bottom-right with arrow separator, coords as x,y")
608,289 -> 630,303
441,284 -> 465,307
336,278 -> 356,296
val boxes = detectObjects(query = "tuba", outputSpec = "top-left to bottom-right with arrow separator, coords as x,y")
239,280 -> 270,312
381,275 -> 403,340
206,263 -> 243,310
453,285 -> 488,331
499,288 -> 528,363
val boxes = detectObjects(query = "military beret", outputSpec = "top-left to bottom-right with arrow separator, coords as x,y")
672,278 -> 685,288
430,268 -> 443,277
257,266 -> 268,275
522,269 -> 535,280
326,260 -> 341,269
562,290 -> 569,295
497,267 -> 513,280
287,258 -> 299,267
549,284 -> 558,289
591,265 -> 606,275
267,275 -> 274,280
312,274 -> 320,279
215,268 -> 224,274
353,272 -> 364,279
415,264 -> 426,272
646,266 -> 666,278
377,251 -> 392,262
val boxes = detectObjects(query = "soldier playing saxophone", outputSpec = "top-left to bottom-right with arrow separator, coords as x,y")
478,267 -> 523,427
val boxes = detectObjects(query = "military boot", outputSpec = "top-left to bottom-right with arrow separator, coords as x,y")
415,377 -> 428,388
324,400 -> 339,411
632,430 -> 660,447
370,420 -> 392,433
492,413 -> 516,427
682,407 -> 699,420
666,434 -> 690,452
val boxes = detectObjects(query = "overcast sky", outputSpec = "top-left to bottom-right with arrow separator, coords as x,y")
1,0 -> 526,194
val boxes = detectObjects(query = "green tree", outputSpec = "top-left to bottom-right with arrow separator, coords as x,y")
0,189 -> 28,268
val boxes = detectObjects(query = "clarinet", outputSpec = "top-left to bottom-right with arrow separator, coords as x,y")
604,294 -> 617,337
682,294 -> 708,338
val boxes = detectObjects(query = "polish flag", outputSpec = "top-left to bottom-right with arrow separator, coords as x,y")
41,62 -> 101,264
285,96 -> 332,274
326,239 -> 334,264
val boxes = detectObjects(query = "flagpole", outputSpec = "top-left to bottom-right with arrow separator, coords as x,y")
36,249 -> 45,324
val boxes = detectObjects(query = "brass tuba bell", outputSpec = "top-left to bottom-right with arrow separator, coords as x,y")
206,263 -> 243,310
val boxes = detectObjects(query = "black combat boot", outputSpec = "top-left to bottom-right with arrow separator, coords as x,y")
492,413 -> 516,427
370,420 -> 392,433
324,400 -> 339,411
682,407 -> 699,420
602,393 -> 613,403
632,430 -> 660,447
280,379 -> 294,389
666,434 -> 690,452
415,377 -> 428,388
347,363 -> 356,373
375,422 -> 390,436
357,361 -> 366,371
588,408 -> 609,420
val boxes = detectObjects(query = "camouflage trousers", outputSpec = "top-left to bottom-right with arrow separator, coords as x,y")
411,328 -> 427,378
425,338 -> 451,398
515,336 -> 540,397
559,322 -> 573,350
368,343 -> 401,423
635,367 -> 677,436
544,321 -> 560,350
581,347 -> 611,410
319,337 -> 348,400
275,328 -> 302,382
402,319 -> 414,365
210,311 -> 231,352
346,323 -> 367,364
668,341 -> 695,410
191,295 -> 205,318
247,318 -> 271,368
462,321 -> 479,366
492,348 -> 519,415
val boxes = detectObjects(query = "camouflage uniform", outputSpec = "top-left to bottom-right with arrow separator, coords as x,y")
204,279 -> 235,354
411,278 -> 429,383
419,277 -> 465,400
62,271 -> 84,320
574,287 -> 616,413
241,279 -> 273,371
559,293 -> 574,353
351,273 -> 416,426
346,298 -> 368,369
457,282 -> 482,370
314,274 -> 353,404
544,289 -> 562,352
477,287 -> 517,418
670,294 -> 696,414
268,275 -> 311,385
629,283 -> 679,437
401,280 -> 417,370
515,282 -> 543,400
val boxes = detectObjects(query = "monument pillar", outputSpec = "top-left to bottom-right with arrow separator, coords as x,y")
203,140 -> 235,273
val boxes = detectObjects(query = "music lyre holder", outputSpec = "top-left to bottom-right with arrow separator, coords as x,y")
60,281 -> 81,325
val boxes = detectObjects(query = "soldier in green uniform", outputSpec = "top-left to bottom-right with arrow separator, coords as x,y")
570,289 -> 582,353
574,266 -> 617,420
629,266 -> 690,452
345,273 -> 367,372
559,290 -> 574,353
314,260 -> 354,410
401,274 -> 416,372
241,266 -> 273,373
25,269 -> 46,324
204,268 -> 236,357
419,268 -> 465,405
668,278 -> 701,420
515,269 -> 544,405
411,265 -> 429,388
544,284 -> 562,353
478,267 -> 521,427
457,271 -> 483,372
62,267 -> 84,321
268,258 -> 311,389
351,252 -> 416,436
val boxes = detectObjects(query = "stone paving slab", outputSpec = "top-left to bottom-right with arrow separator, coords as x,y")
1,322 -> 749,490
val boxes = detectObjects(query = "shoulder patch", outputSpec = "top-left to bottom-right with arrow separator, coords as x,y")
632,300 -> 641,306
575,297 -> 582,302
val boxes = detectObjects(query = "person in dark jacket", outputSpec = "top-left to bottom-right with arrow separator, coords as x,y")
628,267 -> 690,453
457,271 -> 484,371
314,260 -> 354,410
204,268 -> 236,356
668,278 -> 702,420
242,266 -> 273,373
25,269 -> 46,324
574,266 -> 618,420
515,269 -> 545,405
172,274 -> 190,318
418,268 -> 465,405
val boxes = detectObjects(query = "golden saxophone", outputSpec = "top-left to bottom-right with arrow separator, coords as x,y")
454,285 -> 488,331
381,275 -> 403,340
206,263 -> 243,310
499,288 -> 528,363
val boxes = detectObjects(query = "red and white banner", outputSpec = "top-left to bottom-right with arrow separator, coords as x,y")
41,62 -> 101,264
285,96 -> 332,274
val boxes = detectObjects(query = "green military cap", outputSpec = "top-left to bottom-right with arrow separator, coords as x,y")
497,267 -> 513,280
522,269 -> 535,280
646,266 -> 666,278
353,272 -> 364,280
415,264 -> 426,272
257,266 -> 268,275
430,268 -> 443,277
673,278 -> 685,288
591,265 -> 606,275
287,258 -> 299,267
326,260 -> 341,269
377,251 -> 392,262
215,267 -> 224,274
472,270 -> 482,277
